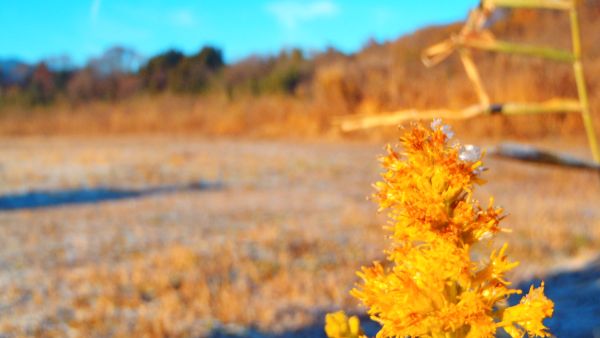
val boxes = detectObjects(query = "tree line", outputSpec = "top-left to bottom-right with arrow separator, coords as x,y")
0,45 -> 315,105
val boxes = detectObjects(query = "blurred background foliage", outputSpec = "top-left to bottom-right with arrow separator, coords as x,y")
1,3 -> 600,137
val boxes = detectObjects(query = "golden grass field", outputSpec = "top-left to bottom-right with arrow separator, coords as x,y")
0,133 -> 599,337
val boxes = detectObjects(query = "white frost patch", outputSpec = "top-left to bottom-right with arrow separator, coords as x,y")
459,144 -> 481,163
431,118 -> 454,139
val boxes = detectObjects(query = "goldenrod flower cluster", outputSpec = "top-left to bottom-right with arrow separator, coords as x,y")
326,121 -> 553,338
325,311 -> 365,338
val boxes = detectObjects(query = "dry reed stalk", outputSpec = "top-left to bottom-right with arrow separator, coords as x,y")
336,99 -> 581,131
483,0 -> 573,10
337,0 -> 600,163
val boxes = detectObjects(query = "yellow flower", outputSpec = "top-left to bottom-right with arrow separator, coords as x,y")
326,121 -> 553,338
325,311 -> 365,338
499,282 -> 554,338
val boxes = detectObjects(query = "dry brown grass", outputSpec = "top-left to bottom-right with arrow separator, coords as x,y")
0,94 -> 332,139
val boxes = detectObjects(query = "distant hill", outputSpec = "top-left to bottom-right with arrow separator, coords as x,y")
315,2 -> 600,113
0,59 -> 32,85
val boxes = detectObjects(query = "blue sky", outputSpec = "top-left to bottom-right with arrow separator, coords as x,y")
1,0 -> 479,65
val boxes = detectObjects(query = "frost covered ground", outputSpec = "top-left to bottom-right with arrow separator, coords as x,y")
0,136 -> 598,337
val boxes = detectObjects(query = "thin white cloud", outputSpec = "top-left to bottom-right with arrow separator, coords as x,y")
90,0 -> 102,24
266,0 -> 339,29
169,9 -> 198,28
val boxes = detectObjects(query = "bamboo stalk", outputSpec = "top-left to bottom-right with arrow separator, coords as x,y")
500,99 -> 581,115
483,0 -> 573,10
335,106 -> 482,131
459,49 -> 490,106
335,99 -> 581,131
460,38 -> 575,62
569,4 -> 600,163
422,39 -> 457,67
341,0 -> 600,167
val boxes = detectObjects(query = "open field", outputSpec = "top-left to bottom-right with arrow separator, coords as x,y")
0,135 -> 599,337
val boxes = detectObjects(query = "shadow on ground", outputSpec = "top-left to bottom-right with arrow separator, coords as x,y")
209,257 -> 600,338
0,180 -> 223,211
513,256 -> 600,338
208,314 -> 380,338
